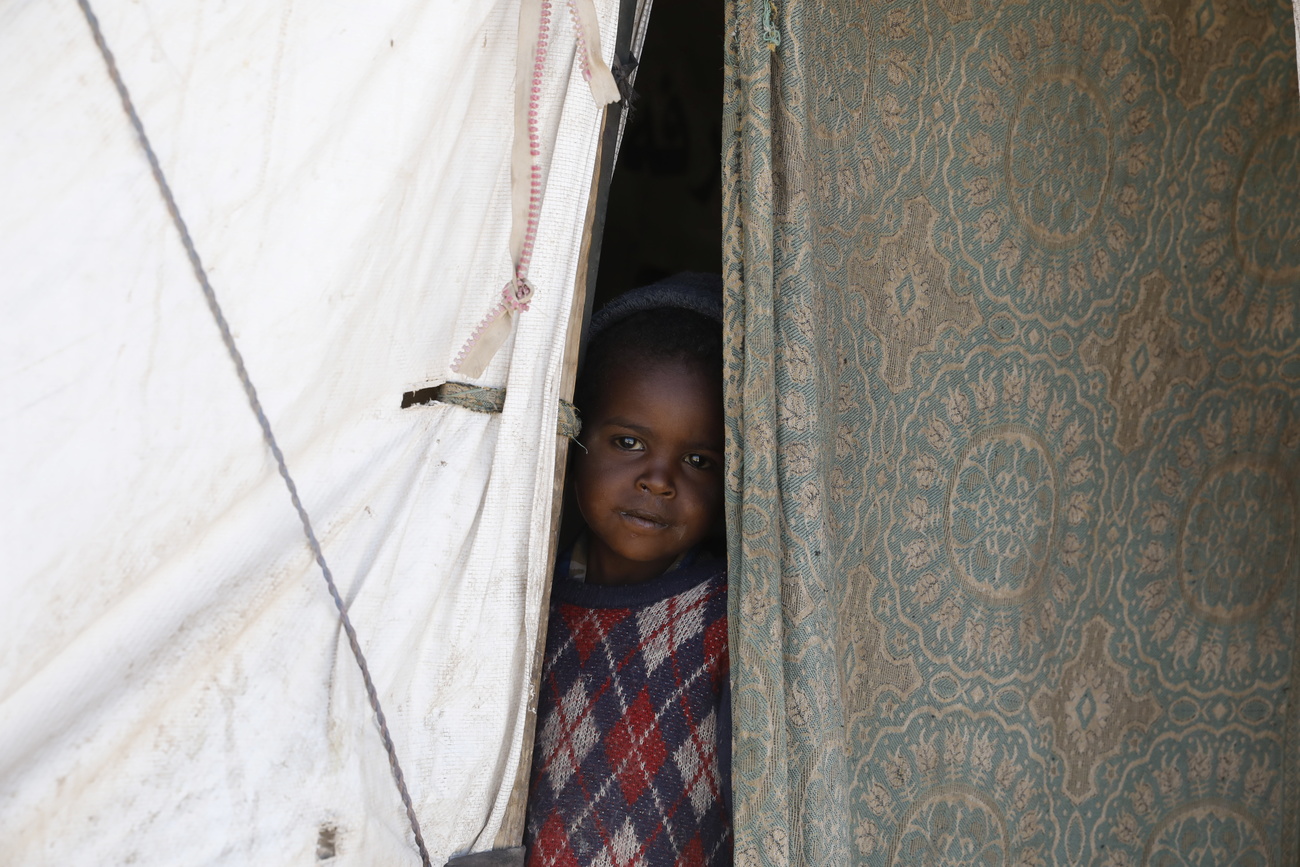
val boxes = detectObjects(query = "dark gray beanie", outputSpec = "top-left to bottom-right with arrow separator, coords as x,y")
585,272 -> 723,346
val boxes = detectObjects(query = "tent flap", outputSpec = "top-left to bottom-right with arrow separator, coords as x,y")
0,0 -> 619,862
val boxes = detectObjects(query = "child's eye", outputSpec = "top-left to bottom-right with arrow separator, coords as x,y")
685,453 -> 715,470
613,436 -> 644,451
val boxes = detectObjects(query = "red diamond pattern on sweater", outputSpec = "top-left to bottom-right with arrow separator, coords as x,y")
606,687 -> 667,805
534,813 -> 580,867
524,564 -> 730,867
562,606 -> 629,664
673,836 -> 703,867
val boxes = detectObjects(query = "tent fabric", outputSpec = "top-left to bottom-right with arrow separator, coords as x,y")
723,0 -> 1300,864
0,0 -> 618,863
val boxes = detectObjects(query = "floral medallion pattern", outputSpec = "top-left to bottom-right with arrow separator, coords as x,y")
879,352 -> 1104,680
1093,730 -> 1281,867
947,427 -> 1057,604
1117,387 -> 1300,691
852,710 -> 1051,866
1142,804 -> 1271,867
940,2 -> 1168,325
723,0 -> 1300,864
1180,49 -> 1300,353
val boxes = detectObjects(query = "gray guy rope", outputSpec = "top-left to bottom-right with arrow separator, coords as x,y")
74,3 -> 432,865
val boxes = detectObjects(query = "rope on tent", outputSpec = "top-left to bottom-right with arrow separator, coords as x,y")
73,3 -> 433,865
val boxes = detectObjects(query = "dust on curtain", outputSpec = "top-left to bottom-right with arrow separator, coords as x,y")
723,0 -> 1300,863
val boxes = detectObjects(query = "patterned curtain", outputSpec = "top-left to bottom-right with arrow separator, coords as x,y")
722,1 -> 1300,865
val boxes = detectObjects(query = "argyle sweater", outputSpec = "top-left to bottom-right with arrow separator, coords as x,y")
524,552 -> 732,867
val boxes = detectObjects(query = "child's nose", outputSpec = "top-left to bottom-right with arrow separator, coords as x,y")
637,461 -> 674,496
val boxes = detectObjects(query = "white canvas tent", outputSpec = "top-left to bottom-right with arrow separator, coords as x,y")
0,0 -> 643,862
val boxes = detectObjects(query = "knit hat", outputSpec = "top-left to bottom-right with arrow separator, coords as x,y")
585,272 -> 723,346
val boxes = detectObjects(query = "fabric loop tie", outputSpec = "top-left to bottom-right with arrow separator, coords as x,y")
556,400 -> 582,440
401,382 -> 582,440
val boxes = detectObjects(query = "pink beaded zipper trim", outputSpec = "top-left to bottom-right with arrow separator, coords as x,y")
449,275 -> 535,374
567,0 -> 595,83
451,0 -> 552,375
517,0 -> 552,284
451,0 -> 617,377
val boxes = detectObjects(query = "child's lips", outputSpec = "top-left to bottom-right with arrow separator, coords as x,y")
619,509 -> 669,530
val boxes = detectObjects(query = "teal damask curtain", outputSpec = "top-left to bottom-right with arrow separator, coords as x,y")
722,1 -> 1300,864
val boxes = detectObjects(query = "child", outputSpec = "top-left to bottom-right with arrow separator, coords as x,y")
524,274 -> 732,867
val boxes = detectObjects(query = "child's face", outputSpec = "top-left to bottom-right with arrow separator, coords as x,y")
574,358 -> 725,586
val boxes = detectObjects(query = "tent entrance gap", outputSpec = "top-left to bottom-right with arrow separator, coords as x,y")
591,0 -> 726,313
495,0 -> 726,849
